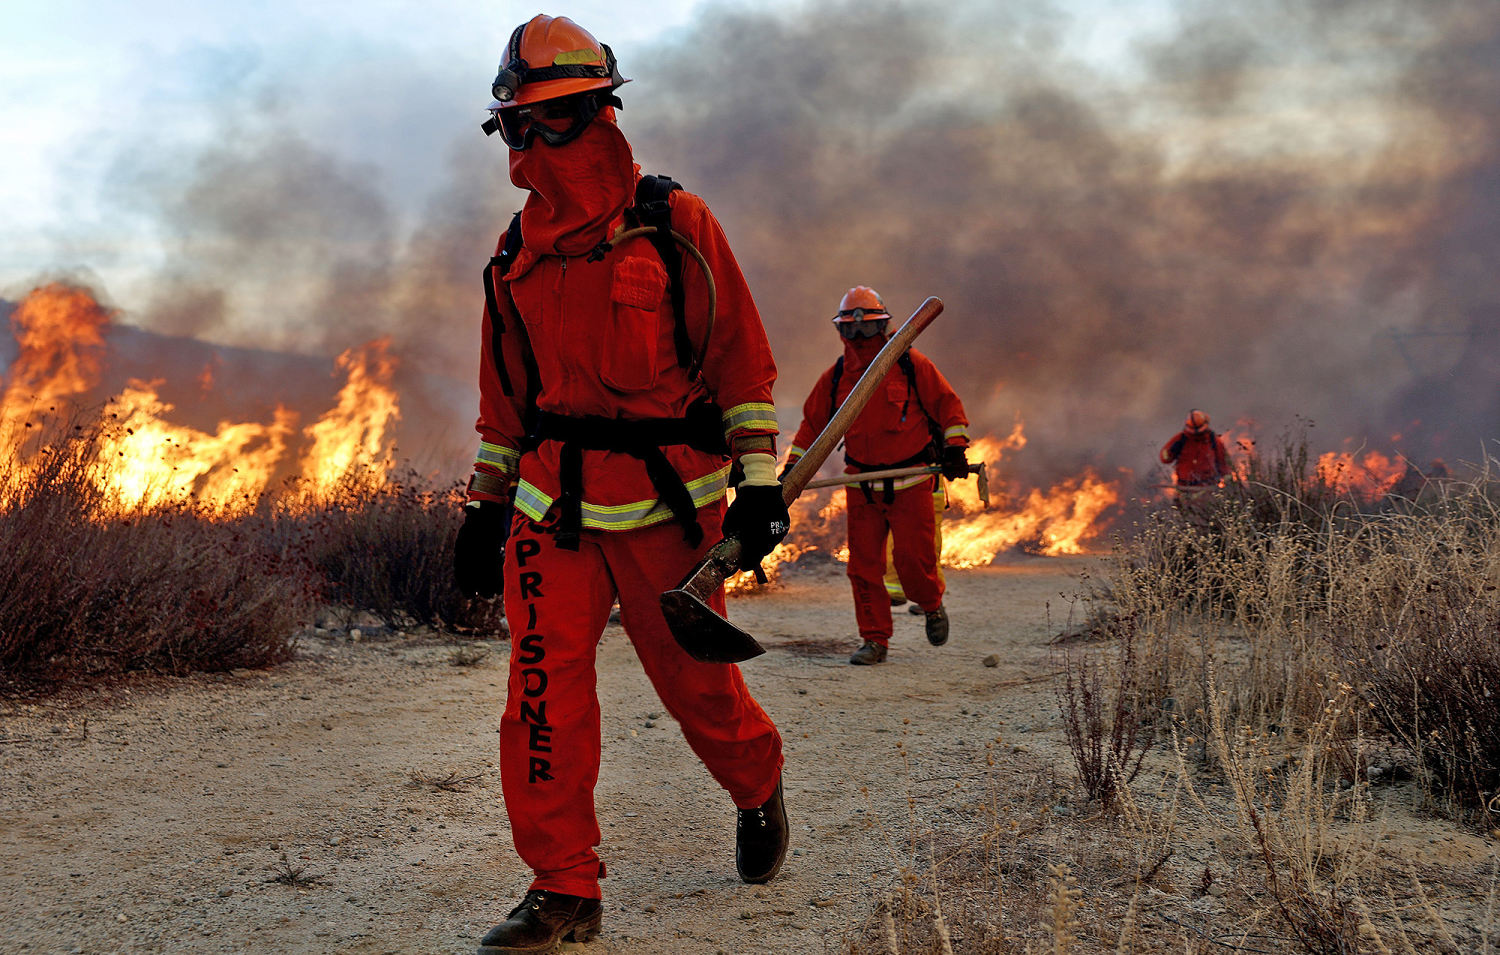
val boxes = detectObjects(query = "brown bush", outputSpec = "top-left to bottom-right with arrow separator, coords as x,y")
1055,616 -> 1156,811
0,433 -> 309,691
276,469 -> 479,630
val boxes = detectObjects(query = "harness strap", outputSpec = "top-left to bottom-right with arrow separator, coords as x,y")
531,404 -> 727,550
844,448 -> 935,505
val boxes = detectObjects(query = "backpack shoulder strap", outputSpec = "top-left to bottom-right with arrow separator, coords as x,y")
828,355 -> 846,414
630,175 -> 691,370
482,212 -> 538,416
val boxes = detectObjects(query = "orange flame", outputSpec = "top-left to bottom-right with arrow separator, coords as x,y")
1316,449 -> 1407,501
0,283 -> 109,450
298,338 -> 401,497
95,383 -> 297,512
727,425 -> 1122,593
1,284 -> 401,517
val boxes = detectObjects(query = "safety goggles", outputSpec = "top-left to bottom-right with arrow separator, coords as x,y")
485,94 -> 606,150
836,319 -> 888,340
833,307 -> 889,322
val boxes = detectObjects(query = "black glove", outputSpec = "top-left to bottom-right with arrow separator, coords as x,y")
453,500 -> 510,598
722,484 -> 791,571
941,445 -> 970,481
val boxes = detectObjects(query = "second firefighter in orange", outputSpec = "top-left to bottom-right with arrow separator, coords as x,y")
784,287 -> 972,665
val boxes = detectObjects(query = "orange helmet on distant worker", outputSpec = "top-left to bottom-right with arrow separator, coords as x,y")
481,15 -> 630,149
1185,409 -> 1210,432
832,286 -> 891,340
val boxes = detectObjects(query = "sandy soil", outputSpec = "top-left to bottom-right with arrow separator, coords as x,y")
0,555 -> 1092,954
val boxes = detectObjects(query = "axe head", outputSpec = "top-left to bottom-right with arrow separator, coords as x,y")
659,588 -> 767,663
660,536 -> 767,664
974,462 -> 991,508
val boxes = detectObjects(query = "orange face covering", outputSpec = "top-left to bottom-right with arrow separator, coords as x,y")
842,332 -> 886,370
508,107 -> 637,257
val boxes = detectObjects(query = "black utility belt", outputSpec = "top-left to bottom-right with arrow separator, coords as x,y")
530,408 -> 726,456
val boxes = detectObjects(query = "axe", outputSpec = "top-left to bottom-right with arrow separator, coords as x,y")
660,296 -> 945,664
804,462 -> 990,507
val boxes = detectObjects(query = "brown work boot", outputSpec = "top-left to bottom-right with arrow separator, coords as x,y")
849,640 -> 887,665
925,605 -> 949,646
477,889 -> 602,954
736,777 -> 788,884
889,595 -> 907,607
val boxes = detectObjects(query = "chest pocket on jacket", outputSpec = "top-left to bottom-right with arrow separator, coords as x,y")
878,374 -> 911,430
602,255 -> 669,394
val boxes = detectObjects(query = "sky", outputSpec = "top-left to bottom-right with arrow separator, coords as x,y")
0,0 -> 719,289
2,0 -> 1496,481
0,0 -> 1173,302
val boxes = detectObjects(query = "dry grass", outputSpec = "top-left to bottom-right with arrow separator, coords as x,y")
854,435 -> 1500,952
407,769 -> 484,793
265,851 -> 321,888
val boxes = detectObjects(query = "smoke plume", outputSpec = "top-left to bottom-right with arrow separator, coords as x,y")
62,0 -> 1500,483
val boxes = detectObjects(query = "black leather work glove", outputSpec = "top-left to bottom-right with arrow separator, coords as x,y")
941,445 -> 971,481
453,500 -> 510,598
777,455 -> 801,483
723,484 -> 791,572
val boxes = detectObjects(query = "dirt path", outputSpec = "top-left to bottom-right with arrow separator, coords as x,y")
0,556 -> 1095,954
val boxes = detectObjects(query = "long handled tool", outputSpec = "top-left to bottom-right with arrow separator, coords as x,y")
804,462 -> 990,506
660,296 -> 945,664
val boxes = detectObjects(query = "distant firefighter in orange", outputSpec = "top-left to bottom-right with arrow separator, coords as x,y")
783,286 -> 972,666
1160,409 -> 1230,486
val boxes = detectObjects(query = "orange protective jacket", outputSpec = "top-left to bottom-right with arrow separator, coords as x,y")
790,339 -> 969,491
468,183 -> 779,533
1159,429 -> 1230,486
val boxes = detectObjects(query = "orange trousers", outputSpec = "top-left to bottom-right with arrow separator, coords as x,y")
884,482 -> 946,600
499,506 -> 784,899
846,478 -> 945,645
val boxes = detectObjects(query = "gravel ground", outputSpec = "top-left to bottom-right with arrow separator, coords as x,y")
0,557 -> 1095,954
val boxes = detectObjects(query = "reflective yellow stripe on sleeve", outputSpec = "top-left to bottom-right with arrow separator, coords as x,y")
476,440 -> 520,473
720,402 -> 778,439
943,425 -> 970,443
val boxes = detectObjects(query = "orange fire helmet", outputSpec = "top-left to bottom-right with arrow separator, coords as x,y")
832,286 -> 891,323
1185,409 -> 1210,432
487,15 -> 629,109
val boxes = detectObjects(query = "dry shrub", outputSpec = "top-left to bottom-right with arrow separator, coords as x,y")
278,468 -> 480,630
1197,673 -> 1377,954
1055,617 -> 1155,811
0,432 -> 309,690
1345,604 -> 1500,826
0,415 -> 493,694
1107,432 -> 1500,822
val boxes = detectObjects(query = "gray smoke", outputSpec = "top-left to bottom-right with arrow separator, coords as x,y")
628,0 -> 1500,480
84,0 -> 1500,483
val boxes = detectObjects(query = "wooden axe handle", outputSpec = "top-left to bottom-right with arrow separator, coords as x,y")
779,296 -> 944,505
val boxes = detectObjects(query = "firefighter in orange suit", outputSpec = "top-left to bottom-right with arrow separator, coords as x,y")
783,287 -> 972,666
451,16 -> 789,954
1160,409 -> 1230,486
